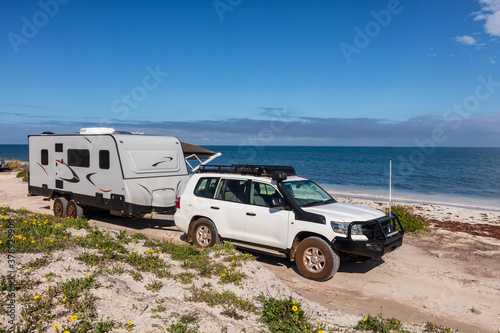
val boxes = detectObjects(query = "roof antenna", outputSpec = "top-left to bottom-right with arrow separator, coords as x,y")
389,159 -> 392,215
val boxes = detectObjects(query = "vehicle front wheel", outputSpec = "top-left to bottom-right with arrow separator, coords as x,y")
191,218 -> 220,248
53,197 -> 68,218
66,200 -> 84,219
295,236 -> 339,281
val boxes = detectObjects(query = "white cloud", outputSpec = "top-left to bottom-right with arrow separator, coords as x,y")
454,35 -> 480,45
475,0 -> 500,37
484,10 -> 500,36
478,0 -> 500,12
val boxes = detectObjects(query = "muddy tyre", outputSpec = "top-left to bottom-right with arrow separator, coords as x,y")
192,218 -> 220,248
53,197 -> 68,218
295,236 -> 339,281
67,200 -> 84,219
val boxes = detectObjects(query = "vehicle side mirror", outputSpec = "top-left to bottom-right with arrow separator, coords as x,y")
271,198 -> 286,208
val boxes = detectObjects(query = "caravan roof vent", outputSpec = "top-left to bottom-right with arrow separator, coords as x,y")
79,127 -> 115,135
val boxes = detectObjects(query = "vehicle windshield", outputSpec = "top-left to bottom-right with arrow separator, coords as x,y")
281,180 -> 335,207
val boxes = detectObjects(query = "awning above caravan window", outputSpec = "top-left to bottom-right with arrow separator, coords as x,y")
181,142 -> 216,160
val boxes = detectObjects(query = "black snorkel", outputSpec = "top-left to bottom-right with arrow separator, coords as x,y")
272,171 -> 326,225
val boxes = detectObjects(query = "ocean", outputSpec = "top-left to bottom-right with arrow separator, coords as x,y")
1,144 -> 499,210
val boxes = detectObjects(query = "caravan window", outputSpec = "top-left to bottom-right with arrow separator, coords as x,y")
41,149 -> 48,165
68,149 -> 90,168
99,150 -> 110,169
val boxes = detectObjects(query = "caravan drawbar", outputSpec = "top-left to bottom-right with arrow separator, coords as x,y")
28,128 -> 219,218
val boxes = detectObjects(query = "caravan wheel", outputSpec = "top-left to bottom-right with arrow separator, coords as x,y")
67,200 -> 84,219
53,197 -> 68,218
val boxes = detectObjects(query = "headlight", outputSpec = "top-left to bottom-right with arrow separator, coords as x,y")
331,222 -> 363,235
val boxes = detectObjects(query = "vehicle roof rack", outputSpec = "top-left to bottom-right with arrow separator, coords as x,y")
198,164 -> 296,176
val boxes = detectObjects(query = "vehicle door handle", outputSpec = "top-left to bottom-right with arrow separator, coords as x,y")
246,212 -> 256,216
211,206 -> 220,210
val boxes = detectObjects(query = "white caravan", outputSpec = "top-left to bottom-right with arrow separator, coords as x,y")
28,128 -> 219,218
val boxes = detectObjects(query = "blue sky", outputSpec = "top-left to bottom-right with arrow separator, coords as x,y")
1,0 -> 499,146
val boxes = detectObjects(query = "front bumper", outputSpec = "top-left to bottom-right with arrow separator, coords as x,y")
332,213 -> 404,258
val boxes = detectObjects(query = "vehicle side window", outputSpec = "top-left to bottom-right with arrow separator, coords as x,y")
68,149 -> 90,168
250,182 -> 282,207
215,179 -> 249,203
194,177 -> 220,198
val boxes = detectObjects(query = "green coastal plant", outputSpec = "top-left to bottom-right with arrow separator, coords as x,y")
187,287 -> 257,315
167,313 -> 199,333
260,296 -> 326,333
424,321 -> 454,332
16,166 -> 29,182
6,159 -> 23,171
355,313 -> 403,332
389,205 -> 428,232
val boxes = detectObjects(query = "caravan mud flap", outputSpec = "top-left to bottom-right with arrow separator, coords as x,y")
110,194 -> 125,211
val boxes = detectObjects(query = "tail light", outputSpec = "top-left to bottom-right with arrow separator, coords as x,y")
175,197 -> 180,209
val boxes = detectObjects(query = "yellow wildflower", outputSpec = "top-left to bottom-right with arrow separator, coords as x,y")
292,305 -> 298,312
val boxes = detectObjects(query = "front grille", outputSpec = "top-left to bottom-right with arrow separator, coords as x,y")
361,218 -> 396,240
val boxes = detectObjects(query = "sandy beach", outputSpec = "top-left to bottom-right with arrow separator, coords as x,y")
1,171 -> 499,332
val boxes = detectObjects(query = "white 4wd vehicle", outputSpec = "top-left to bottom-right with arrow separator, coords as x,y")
174,165 -> 404,281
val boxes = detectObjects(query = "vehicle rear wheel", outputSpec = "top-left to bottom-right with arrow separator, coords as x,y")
66,200 -> 84,219
53,197 -> 68,218
192,218 -> 220,248
295,236 -> 339,281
